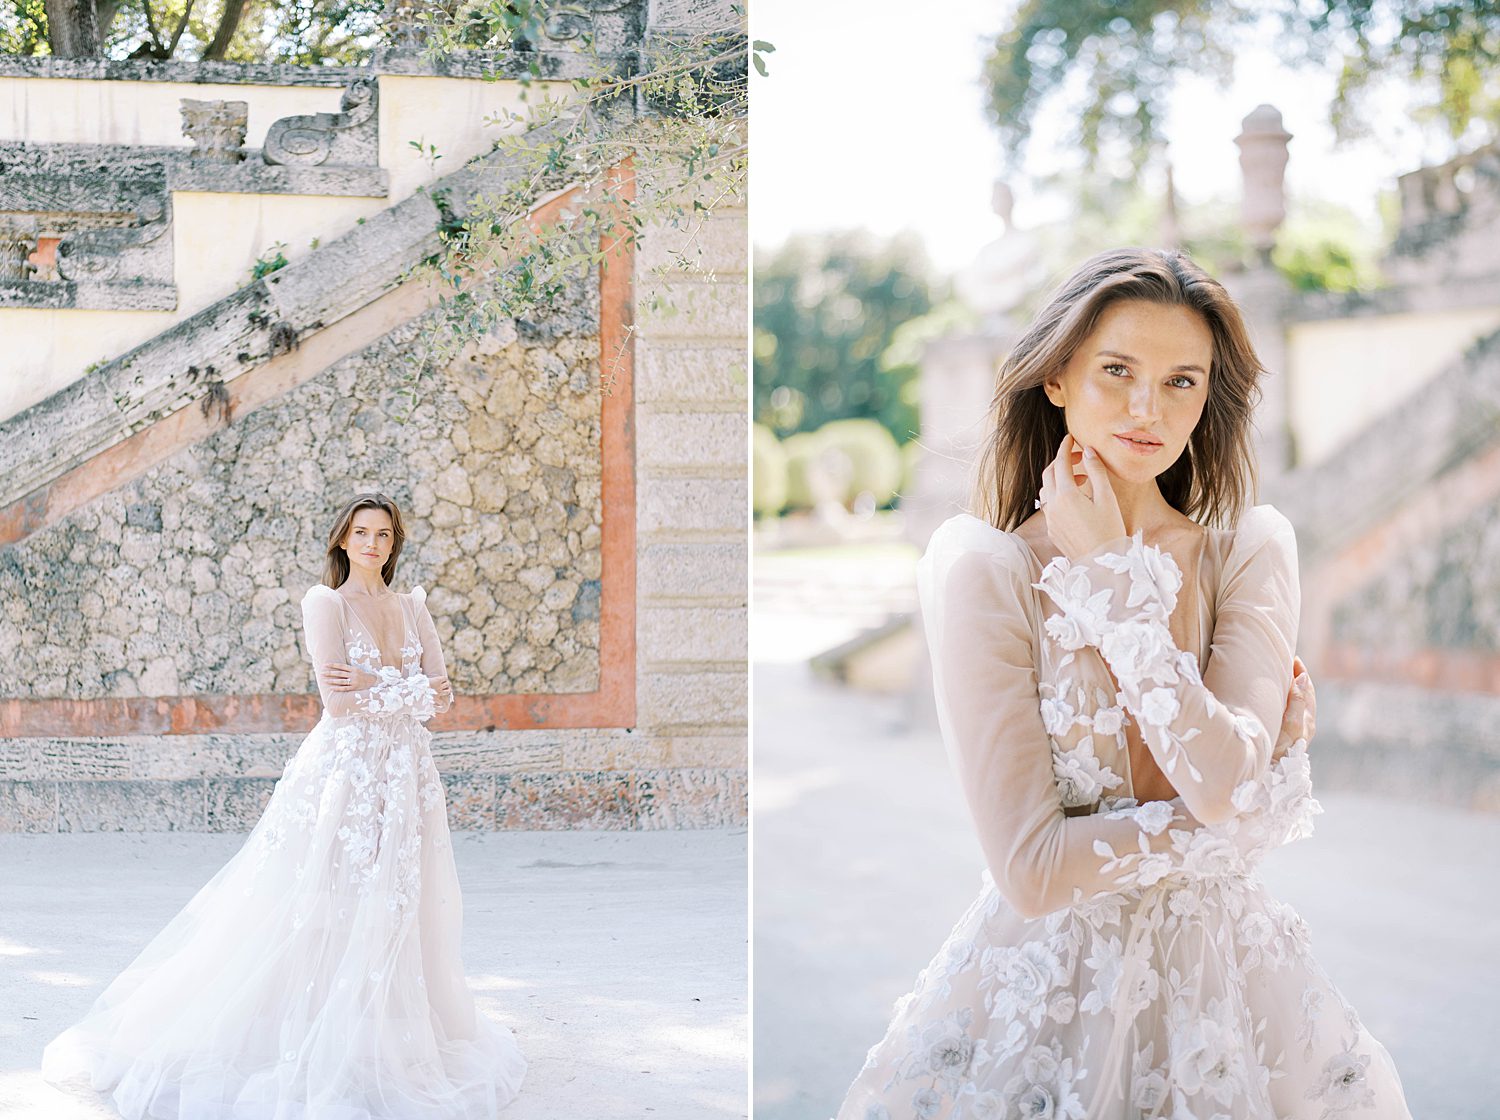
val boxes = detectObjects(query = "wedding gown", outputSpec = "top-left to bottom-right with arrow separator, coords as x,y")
838,506 -> 1411,1119
41,583 -> 526,1120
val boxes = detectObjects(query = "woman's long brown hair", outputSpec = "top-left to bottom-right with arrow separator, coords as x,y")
970,247 -> 1265,532
321,492 -> 407,589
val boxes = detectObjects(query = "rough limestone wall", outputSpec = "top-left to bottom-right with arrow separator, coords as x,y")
1330,497 -> 1500,654
1,273 -> 603,702
0,271 -> 678,831
0,211 -> 751,832
1305,492 -> 1500,811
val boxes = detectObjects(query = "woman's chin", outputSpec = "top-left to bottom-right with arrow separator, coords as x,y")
1099,454 -> 1166,486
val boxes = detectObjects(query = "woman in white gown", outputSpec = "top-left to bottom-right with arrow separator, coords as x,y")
838,250 -> 1411,1118
41,492 -> 526,1119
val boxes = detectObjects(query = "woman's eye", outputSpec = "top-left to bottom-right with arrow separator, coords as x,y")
1168,375 -> 1197,389
1104,363 -> 1129,377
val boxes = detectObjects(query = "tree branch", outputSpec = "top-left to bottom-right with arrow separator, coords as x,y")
202,0 -> 249,60
166,0 -> 196,55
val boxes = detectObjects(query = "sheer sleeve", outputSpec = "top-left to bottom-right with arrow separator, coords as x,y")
1033,505 -> 1300,826
300,586 -> 436,720
919,517 -> 1210,922
410,585 -> 452,715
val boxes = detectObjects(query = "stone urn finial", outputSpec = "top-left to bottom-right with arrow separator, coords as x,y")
1235,103 -> 1292,261
991,180 -> 1016,232
180,99 -> 249,164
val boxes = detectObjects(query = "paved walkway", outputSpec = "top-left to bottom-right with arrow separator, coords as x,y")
752,660 -> 1500,1120
0,829 -> 747,1120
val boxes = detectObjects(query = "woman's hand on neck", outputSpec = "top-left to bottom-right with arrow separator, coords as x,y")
1041,435 -> 1180,560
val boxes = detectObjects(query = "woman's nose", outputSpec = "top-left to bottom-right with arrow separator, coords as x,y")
1129,384 -> 1162,422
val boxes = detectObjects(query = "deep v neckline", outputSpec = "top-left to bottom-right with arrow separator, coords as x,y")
339,593 -> 410,669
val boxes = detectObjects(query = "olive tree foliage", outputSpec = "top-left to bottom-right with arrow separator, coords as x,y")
392,2 -> 754,413
2,0 -> 385,60
985,0 -> 1500,176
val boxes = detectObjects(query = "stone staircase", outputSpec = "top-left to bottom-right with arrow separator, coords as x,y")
0,2 -> 751,833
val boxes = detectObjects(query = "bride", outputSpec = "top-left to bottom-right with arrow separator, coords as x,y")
41,492 -> 526,1119
837,250 -> 1411,1118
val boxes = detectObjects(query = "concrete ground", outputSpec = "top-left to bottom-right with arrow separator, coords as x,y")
0,829 -> 747,1120
752,660 -> 1500,1120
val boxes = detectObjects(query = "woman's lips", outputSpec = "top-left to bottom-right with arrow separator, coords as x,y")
1113,433 -> 1163,455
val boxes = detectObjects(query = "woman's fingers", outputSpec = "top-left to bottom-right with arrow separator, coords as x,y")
1080,443 -> 1124,519
1053,435 -> 1079,494
1079,443 -> 1108,504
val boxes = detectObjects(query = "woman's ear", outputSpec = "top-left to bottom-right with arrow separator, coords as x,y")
1042,374 -> 1066,409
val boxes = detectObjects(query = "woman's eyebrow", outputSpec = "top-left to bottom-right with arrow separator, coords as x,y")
1097,349 -> 1206,374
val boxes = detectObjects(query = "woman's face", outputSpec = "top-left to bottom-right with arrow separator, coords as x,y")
342,507 -> 395,577
1043,299 -> 1213,487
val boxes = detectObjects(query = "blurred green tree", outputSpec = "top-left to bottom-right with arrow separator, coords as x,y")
985,1 -> 1500,178
2,0 -> 384,60
753,231 -> 937,448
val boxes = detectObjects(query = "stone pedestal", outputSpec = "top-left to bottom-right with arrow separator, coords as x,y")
180,99 -> 248,163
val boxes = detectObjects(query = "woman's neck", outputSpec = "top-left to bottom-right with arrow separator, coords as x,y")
1106,473 -> 1180,538
341,568 -> 390,596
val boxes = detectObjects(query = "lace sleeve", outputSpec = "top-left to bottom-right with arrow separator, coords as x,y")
301,587 -> 436,719
1033,506 -> 1300,825
409,586 -> 452,714
919,518 -> 1213,922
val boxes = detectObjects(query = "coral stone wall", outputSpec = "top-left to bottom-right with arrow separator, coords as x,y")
1,275 -> 603,703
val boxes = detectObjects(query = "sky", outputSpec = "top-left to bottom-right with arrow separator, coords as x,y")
750,0 -> 1444,274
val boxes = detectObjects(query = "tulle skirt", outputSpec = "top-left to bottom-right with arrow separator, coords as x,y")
838,750 -> 1411,1119
838,872 -> 1411,1119
40,711 -> 526,1120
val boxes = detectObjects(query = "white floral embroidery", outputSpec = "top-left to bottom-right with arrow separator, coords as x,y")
1168,996 -> 1249,1107
1043,611 -> 1087,651
249,605 -> 447,918
1052,740 -> 1123,807
1139,686 -> 1180,727
839,517 -> 1406,1120
1133,800 -> 1176,836
1000,1041 -> 1087,1120
1090,702 -> 1125,738
1130,1042 -> 1169,1112
982,942 -> 1064,1029
1039,694 -> 1076,737
1306,1049 -> 1377,1115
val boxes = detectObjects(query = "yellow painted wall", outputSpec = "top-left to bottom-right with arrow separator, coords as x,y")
0,77 -> 344,147
1287,306 -> 1500,466
0,72 -> 565,423
378,75 -> 559,203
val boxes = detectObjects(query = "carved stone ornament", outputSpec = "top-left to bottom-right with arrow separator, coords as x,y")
55,195 -> 172,286
0,225 -> 35,280
649,0 -> 738,34
180,99 -> 249,164
263,78 -> 378,169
